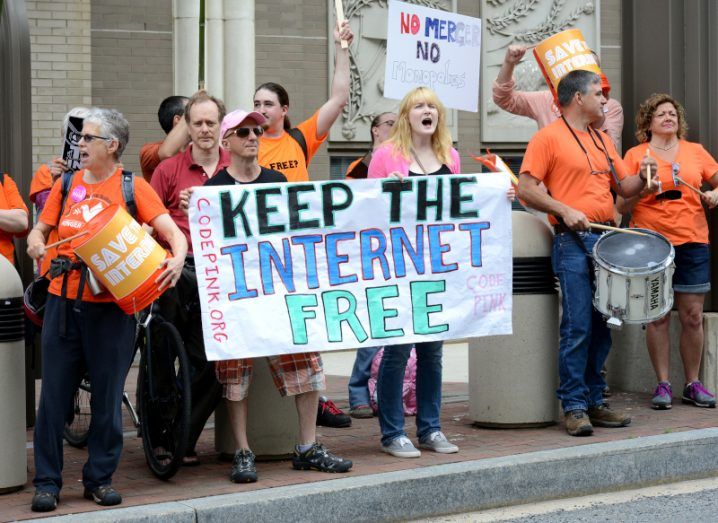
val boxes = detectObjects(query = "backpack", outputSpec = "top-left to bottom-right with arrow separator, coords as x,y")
287,128 -> 308,164
368,347 -> 418,416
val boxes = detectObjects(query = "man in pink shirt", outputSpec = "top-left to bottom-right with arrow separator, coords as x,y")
493,45 -> 624,152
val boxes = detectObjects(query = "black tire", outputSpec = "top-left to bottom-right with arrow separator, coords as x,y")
63,378 -> 91,448
137,319 -> 191,480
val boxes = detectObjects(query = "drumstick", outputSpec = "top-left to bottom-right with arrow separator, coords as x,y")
44,230 -> 89,249
335,0 -> 349,49
646,149 -> 651,190
589,223 -> 648,236
674,175 -> 704,197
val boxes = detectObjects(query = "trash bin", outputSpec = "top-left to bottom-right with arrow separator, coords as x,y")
469,209 -> 559,427
0,256 -> 27,493
215,357 -> 299,460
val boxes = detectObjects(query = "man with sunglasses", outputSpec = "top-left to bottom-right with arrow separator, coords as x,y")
184,109 -> 352,483
150,90 -> 230,465
518,70 -> 657,437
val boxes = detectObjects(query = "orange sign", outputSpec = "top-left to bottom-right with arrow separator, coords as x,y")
73,205 -> 167,312
533,29 -> 603,101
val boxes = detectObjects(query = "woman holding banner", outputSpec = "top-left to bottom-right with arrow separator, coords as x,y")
366,86 -> 462,458
26,108 -> 187,513
617,94 -> 718,411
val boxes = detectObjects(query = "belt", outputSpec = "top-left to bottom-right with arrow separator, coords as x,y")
553,221 -> 615,235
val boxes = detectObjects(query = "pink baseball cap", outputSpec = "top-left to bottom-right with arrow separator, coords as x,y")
220,109 -> 267,139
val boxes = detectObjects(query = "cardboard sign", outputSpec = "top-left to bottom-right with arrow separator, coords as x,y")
188,174 -> 513,361
533,29 -> 602,101
383,0 -> 481,112
62,116 -> 84,172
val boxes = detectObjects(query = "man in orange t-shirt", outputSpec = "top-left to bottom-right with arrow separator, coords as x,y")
139,96 -> 190,182
0,173 -> 29,264
518,70 -> 655,437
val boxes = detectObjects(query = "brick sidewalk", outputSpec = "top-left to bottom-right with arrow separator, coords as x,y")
3,374 -> 717,521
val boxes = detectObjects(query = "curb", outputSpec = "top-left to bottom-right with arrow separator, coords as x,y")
35,427 -> 718,522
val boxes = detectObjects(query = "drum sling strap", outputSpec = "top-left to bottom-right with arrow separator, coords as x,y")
52,170 -> 137,336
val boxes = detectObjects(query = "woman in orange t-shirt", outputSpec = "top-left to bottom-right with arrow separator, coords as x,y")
25,108 -> 187,513
618,94 -> 718,411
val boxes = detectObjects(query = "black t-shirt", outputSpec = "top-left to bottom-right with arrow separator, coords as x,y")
204,166 -> 287,186
408,164 -> 452,177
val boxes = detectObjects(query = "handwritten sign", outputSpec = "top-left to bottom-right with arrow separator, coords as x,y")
188,174 -> 513,360
384,0 -> 482,112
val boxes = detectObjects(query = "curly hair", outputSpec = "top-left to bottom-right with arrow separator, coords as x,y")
635,93 -> 688,143
386,87 -> 453,166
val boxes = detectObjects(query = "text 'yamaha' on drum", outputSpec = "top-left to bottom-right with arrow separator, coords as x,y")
592,229 -> 675,329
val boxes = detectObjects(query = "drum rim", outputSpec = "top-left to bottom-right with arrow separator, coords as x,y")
592,228 -> 675,275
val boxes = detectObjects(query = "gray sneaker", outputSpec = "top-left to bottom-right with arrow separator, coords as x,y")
418,431 -> 459,454
381,436 -> 421,458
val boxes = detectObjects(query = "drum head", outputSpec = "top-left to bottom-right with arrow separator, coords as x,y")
594,230 -> 673,271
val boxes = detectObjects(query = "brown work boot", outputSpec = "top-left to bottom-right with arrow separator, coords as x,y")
564,409 -> 593,437
587,404 -> 631,428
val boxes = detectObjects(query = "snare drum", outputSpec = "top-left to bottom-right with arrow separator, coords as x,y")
592,229 -> 675,327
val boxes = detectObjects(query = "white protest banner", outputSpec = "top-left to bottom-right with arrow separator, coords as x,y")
383,0 -> 481,112
189,174 -> 512,361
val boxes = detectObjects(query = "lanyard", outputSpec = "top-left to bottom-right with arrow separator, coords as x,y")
560,116 -> 625,198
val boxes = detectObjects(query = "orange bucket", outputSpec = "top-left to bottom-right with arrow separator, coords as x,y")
72,204 -> 168,314
533,29 -> 605,101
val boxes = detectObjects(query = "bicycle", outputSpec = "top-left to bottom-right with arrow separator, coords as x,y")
63,301 -> 191,480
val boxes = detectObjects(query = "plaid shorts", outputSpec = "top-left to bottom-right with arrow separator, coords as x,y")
215,352 -> 326,401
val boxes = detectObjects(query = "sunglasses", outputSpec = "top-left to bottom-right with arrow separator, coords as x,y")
228,127 -> 264,138
79,133 -> 112,143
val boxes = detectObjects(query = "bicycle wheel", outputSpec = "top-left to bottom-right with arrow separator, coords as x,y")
63,378 -> 91,448
137,318 -> 191,480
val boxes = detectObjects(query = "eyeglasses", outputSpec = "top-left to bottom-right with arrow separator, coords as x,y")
375,120 -> 395,128
78,133 -> 112,143
228,127 -> 264,138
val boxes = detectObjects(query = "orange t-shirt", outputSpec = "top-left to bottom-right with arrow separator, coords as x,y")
39,168 -> 168,302
0,174 -> 29,264
139,141 -> 162,182
258,110 -> 327,182
30,164 -> 53,202
520,118 -> 629,224
623,141 -> 718,245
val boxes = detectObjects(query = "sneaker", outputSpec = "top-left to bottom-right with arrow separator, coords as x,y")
31,490 -> 58,512
349,404 -> 374,419
83,485 -> 122,506
652,381 -> 673,410
230,449 -> 258,483
381,436 -> 421,458
564,409 -> 593,437
682,381 -> 717,408
419,431 -> 459,454
317,396 -> 352,428
292,442 -> 353,472
587,404 -> 631,428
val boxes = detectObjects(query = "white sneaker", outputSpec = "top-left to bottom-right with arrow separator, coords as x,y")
381,436 -> 421,458
418,431 -> 459,454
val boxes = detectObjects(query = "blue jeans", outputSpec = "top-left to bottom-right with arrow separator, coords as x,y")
348,346 -> 380,409
552,232 -> 611,413
377,341 -> 442,446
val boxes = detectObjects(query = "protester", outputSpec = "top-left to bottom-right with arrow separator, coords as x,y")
26,108 -> 187,512
253,21 -> 353,183
344,111 -> 397,418
139,95 -> 190,182
179,108 -> 353,482
368,86 -> 514,457
617,93 -> 718,410
493,45 -> 623,151
150,91 -> 229,466
0,172 -> 28,265
518,70 -> 656,437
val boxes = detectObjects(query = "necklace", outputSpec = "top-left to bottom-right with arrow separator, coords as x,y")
650,141 -> 678,151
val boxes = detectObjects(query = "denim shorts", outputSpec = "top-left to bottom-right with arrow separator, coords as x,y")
673,242 -> 710,293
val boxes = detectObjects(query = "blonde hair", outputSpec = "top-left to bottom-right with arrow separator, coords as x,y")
387,87 -> 453,167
